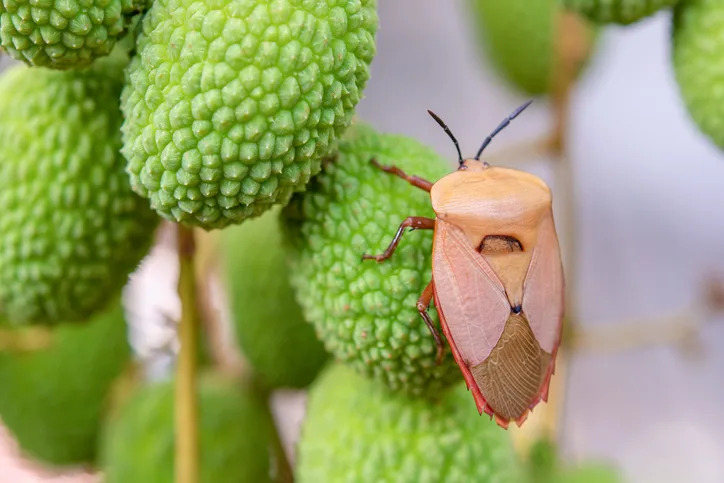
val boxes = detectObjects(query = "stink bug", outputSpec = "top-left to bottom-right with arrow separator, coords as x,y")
362,101 -> 564,428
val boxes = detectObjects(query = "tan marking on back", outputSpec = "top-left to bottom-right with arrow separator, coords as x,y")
470,312 -> 552,421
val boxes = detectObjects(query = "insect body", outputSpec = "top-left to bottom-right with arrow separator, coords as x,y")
363,102 -> 564,428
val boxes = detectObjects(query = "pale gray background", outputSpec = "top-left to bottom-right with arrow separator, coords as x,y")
2,2 -> 724,482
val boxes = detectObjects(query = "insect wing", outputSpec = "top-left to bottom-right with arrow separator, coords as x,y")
522,211 -> 564,355
431,219 -> 510,415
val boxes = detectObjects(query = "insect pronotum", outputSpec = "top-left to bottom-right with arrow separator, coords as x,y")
362,101 -> 565,428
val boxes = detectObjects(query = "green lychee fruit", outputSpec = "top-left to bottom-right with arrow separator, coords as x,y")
121,0 -> 379,229
467,0 -> 597,95
0,302 -> 130,465
296,365 -> 521,483
282,124 -> 459,396
563,0 -> 679,25
220,207 -> 328,388
672,0 -> 724,150
0,52 -> 159,324
100,374 -> 273,483
0,0 -> 147,69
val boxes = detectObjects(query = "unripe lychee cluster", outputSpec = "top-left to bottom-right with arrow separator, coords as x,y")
121,0 -> 378,229
0,0 -> 147,69
296,365 -> 521,483
0,52 -> 158,324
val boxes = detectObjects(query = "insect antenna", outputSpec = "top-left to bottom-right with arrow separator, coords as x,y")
427,110 -> 463,165
474,99 -> 533,160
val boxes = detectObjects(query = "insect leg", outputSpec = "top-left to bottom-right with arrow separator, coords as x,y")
417,280 -> 445,365
361,216 -> 435,262
369,158 -> 433,192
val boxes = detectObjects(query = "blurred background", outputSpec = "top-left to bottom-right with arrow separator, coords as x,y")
1,1 -> 724,482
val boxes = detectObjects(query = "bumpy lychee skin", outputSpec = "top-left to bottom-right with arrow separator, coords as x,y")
100,374 -> 273,483
121,0 -> 378,229
282,124 -> 459,396
673,0 -> 724,150
468,0 -> 596,96
563,0 -> 678,25
0,53 -> 159,324
296,365 -> 520,483
220,208 -> 328,388
0,302 -> 130,465
0,0 -> 146,69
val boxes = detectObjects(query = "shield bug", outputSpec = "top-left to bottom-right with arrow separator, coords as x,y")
362,101 -> 564,428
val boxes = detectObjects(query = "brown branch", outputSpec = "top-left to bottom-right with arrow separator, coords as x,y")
175,224 -> 199,483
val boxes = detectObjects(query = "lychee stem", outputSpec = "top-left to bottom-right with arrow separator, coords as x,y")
546,6 -> 594,446
176,224 -> 200,483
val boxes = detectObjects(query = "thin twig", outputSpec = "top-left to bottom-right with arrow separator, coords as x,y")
541,8 -> 595,442
176,224 -> 200,483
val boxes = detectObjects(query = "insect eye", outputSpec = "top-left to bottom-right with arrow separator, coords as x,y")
477,235 -> 523,254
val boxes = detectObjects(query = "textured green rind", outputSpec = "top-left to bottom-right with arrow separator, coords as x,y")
100,375 -> 272,483
468,0 -> 596,95
672,0 -> 724,150
563,0 -> 678,25
296,365 -> 521,483
220,207 -> 328,388
282,124 -> 460,396
0,302 -> 130,465
0,53 -> 159,324
121,0 -> 378,229
0,0 -> 146,69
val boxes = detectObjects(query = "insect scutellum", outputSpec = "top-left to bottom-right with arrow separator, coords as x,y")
427,99 -> 534,170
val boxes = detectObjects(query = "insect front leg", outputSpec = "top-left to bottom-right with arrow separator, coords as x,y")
417,280 -> 445,365
361,216 -> 435,262
370,158 -> 434,192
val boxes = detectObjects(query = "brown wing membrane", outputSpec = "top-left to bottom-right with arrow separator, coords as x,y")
470,312 -> 551,423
